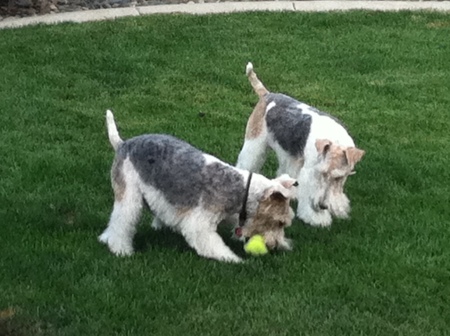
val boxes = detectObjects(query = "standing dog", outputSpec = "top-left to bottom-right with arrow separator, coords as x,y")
99,110 -> 298,262
237,63 -> 365,227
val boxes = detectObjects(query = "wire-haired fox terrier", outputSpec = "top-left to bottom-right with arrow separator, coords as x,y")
99,110 -> 298,263
236,63 -> 365,227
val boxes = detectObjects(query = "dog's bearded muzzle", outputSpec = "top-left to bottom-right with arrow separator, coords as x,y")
237,217 -> 292,250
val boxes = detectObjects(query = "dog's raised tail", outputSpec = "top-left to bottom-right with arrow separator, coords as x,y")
106,110 -> 123,151
246,62 -> 269,97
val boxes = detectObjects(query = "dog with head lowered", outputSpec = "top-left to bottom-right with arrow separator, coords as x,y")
99,110 -> 298,262
236,63 -> 365,227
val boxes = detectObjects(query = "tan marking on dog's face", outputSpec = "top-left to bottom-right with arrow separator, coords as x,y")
242,190 -> 294,250
315,139 -> 365,216
316,139 -> 365,178
111,157 -> 126,201
327,145 -> 350,173
345,147 -> 365,167
245,99 -> 267,139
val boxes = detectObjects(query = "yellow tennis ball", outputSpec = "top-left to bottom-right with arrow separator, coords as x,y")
244,234 -> 268,256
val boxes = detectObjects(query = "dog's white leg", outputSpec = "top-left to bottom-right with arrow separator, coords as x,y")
188,230 -> 242,263
236,137 -> 268,173
269,144 -> 303,179
297,200 -> 332,227
180,217 -> 242,263
274,152 -> 292,177
151,217 -> 164,231
274,153 -> 288,177
99,189 -> 143,256
296,188 -> 332,227
296,169 -> 332,227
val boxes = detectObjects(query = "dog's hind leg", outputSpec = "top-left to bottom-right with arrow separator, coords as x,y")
99,185 -> 143,256
236,99 -> 269,173
236,136 -> 268,173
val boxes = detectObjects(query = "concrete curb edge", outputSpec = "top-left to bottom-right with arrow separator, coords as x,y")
1,1 -> 450,29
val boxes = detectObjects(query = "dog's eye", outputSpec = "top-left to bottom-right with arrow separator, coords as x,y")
278,221 -> 285,228
293,181 -> 299,187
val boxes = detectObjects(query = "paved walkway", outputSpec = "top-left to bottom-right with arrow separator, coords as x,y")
1,1 -> 450,29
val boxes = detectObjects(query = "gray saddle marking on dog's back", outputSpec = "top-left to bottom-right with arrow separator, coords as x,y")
265,93 -> 346,157
202,161 -> 246,213
121,134 -> 245,213
265,93 -> 312,157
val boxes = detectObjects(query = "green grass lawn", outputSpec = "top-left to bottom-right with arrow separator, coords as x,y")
1,10 -> 450,335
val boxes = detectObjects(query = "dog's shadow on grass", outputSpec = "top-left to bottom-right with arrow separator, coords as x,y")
133,225 -> 186,254
133,218 -> 246,258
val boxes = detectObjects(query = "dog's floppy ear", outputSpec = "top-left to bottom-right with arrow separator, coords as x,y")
275,174 -> 298,190
263,175 -> 298,200
267,190 -> 288,202
345,147 -> 365,166
262,188 -> 290,202
315,139 -> 332,156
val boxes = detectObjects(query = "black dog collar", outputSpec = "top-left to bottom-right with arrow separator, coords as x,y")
238,172 -> 253,227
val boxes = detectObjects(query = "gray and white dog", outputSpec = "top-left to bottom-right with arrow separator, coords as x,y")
99,110 -> 298,263
237,63 -> 365,227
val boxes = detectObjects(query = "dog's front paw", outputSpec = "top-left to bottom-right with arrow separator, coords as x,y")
301,210 -> 332,227
98,231 -> 109,245
225,255 -> 243,263
109,243 -> 134,257
99,231 -> 134,256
